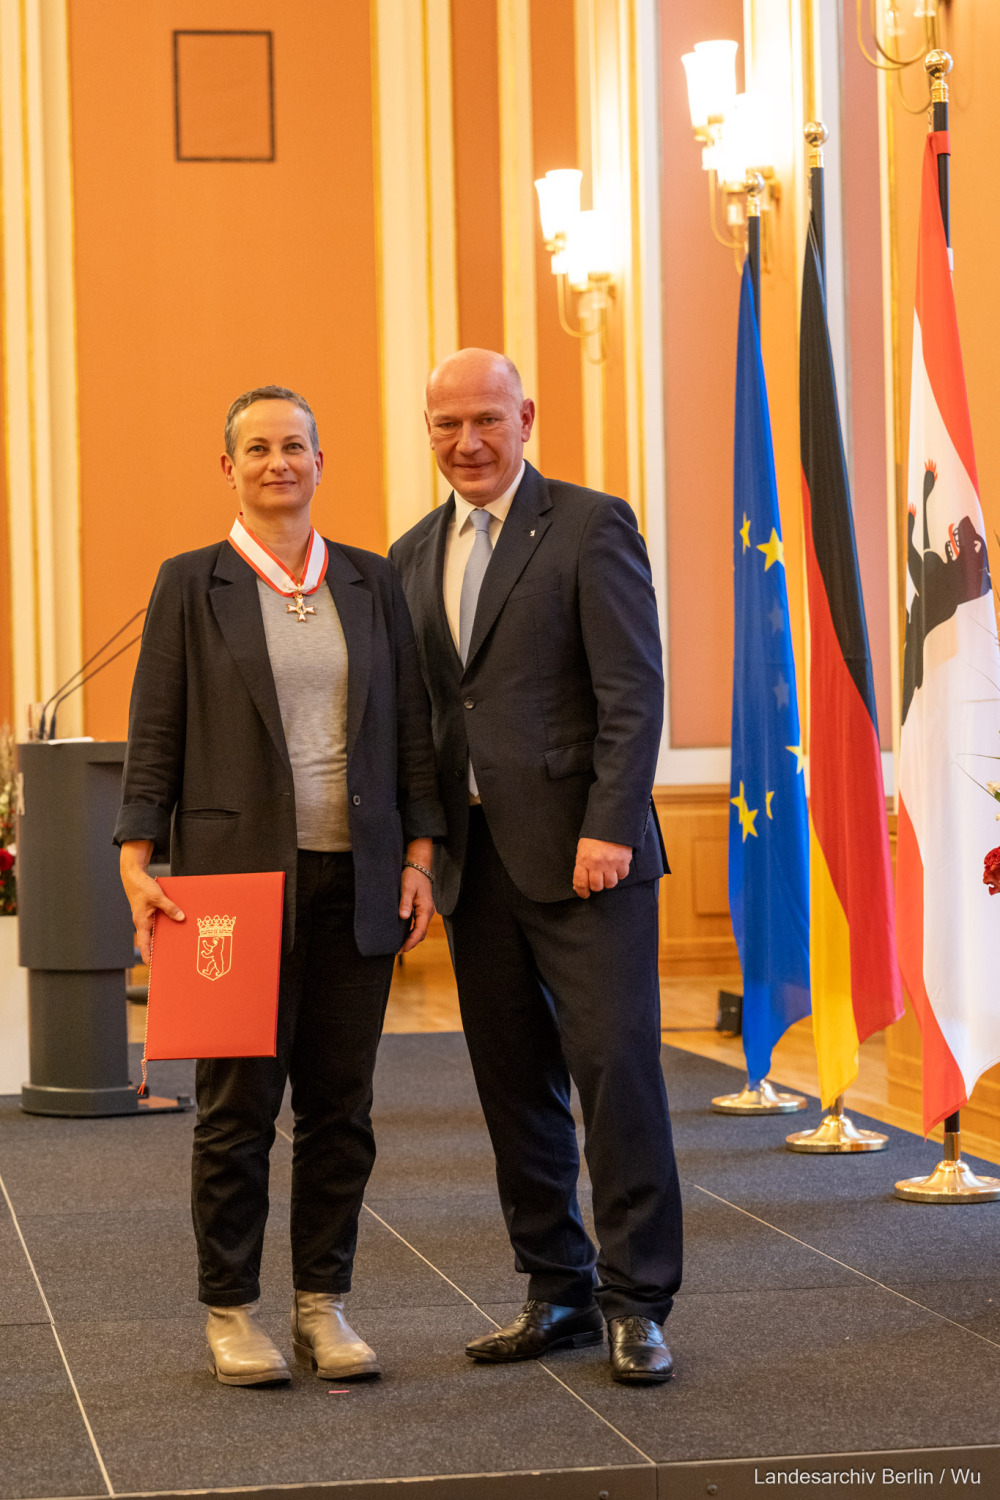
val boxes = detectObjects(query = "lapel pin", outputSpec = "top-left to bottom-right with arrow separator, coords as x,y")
530,529 -> 535,537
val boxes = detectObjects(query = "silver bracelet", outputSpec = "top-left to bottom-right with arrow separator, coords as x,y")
403,859 -> 434,883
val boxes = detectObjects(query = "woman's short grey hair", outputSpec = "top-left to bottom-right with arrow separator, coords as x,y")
224,386 -> 319,457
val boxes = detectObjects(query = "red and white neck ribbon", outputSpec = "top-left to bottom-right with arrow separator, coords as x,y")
228,514 -> 328,597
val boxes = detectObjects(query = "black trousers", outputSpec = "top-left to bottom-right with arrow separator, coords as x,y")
191,851 -> 395,1307
447,807 -> 683,1324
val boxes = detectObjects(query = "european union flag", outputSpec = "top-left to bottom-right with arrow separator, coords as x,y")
730,264 -> 811,1084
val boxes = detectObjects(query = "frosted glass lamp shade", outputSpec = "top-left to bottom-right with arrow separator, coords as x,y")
732,91 -> 776,171
534,170 -> 583,244
714,92 -> 776,188
682,40 -> 738,130
566,210 -> 616,291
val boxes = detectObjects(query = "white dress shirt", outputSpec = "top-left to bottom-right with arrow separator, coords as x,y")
442,462 -> 525,651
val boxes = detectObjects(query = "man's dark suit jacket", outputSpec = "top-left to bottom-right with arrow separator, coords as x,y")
114,538 -> 446,955
389,462 -> 667,916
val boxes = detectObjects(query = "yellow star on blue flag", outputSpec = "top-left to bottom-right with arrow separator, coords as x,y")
730,782 -> 758,841
757,528 -> 785,571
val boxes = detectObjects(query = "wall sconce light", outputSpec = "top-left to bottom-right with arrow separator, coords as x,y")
681,39 -> 738,158
534,169 -> 616,364
681,40 -> 780,267
883,0 -> 938,31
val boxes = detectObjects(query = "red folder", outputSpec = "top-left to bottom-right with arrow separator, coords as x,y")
143,872 -> 284,1061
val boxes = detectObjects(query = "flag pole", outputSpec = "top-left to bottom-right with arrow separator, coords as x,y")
713,169 -> 807,1119
894,50 -> 1000,1203
806,121 -> 826,274
745,170 -> 763,332
786,121 -> 889,1155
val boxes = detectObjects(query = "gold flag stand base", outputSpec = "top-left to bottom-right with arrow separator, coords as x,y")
786,1094 -> 888,1153
895,1131 -> 1000,1203
711,1076 -> 807,1115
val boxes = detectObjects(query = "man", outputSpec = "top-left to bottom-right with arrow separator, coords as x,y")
117,386 -> 444,1386
390,349 -> 682,1384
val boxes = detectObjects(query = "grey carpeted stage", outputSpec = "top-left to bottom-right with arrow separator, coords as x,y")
3,1034 -> 1000,1500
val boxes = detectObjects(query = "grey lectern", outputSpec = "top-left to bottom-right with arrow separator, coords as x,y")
15,740 -> 190,1117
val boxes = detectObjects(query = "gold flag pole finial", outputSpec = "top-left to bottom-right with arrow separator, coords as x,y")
925,49 -> 952,106
804,121 -> 827,171
743,170 -> 765,219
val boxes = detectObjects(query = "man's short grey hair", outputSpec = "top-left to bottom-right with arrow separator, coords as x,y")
426,349 -> 525,405
224,385 -> 319,458
497,355 -> 524,403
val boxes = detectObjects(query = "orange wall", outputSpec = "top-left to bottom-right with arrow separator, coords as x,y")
659,1 -> 744,747
68,0 -> 382,739
530,0 -> 584,485
947,7 -> 1000,562
451,0 -> 504,353
452,0 -> 589,483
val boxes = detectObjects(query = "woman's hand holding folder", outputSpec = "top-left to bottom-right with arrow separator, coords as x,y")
120,839 -> 186,964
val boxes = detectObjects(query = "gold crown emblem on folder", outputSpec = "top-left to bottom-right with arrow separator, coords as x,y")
196,914 -> 236,981
197,914 -> 236,939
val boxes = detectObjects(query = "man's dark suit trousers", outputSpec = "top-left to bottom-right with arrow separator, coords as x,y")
448,808 -> 683,1324
191,851 -> 395,1307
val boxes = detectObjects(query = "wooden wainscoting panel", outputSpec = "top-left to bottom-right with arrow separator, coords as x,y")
692,837 -> 729,915
884,997 -> 925,1122
654,786 -> 740,976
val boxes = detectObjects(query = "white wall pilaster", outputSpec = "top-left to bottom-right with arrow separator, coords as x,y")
0,0 -> 82,735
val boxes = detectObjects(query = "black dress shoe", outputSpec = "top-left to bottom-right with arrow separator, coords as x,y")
465,1300 -> 604,1362
608,1316 -> 674,1384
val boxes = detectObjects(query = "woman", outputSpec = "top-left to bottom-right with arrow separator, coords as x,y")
116,385 -> 444,1387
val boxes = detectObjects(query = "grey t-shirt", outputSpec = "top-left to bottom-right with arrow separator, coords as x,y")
257,578 -> 351,851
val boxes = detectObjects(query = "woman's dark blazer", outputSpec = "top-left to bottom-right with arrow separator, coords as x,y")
113,537 -> 447,956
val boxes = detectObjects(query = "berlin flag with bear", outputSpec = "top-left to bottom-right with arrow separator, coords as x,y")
896,130 -> 1000,1133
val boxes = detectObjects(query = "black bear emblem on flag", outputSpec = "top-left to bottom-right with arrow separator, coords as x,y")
901,460 -> 991,723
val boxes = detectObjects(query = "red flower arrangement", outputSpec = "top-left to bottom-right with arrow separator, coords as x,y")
985,847 -> 1000,897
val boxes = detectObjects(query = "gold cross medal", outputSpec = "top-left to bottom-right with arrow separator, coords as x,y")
286,590 -> 315,623
226,515 -> 329,626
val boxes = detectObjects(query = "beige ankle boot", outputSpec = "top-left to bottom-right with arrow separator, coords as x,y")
206,1300 -> 291,1386
291,1290 -> 380,1379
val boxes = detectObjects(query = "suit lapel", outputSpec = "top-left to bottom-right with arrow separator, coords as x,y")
210,543 -> 291,771
412,499 -> 463,679
323,541 -> 372,758
464,463 -> 552,670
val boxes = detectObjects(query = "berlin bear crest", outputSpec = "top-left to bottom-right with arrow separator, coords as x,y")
196,914 -> 236,981
901,460 -> 991,724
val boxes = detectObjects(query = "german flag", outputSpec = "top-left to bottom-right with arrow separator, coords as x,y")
800,224 -> 903,1106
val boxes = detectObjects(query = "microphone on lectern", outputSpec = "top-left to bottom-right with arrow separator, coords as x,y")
38,609 -> 147,741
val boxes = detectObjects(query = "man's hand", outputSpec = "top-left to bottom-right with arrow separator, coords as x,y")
573,838 -> 633,899
120,840 -> 185,965
399,838 -> 435,953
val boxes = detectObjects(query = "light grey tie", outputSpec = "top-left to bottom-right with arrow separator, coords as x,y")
458,507 -> 493,798
458,507 -> 494,666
